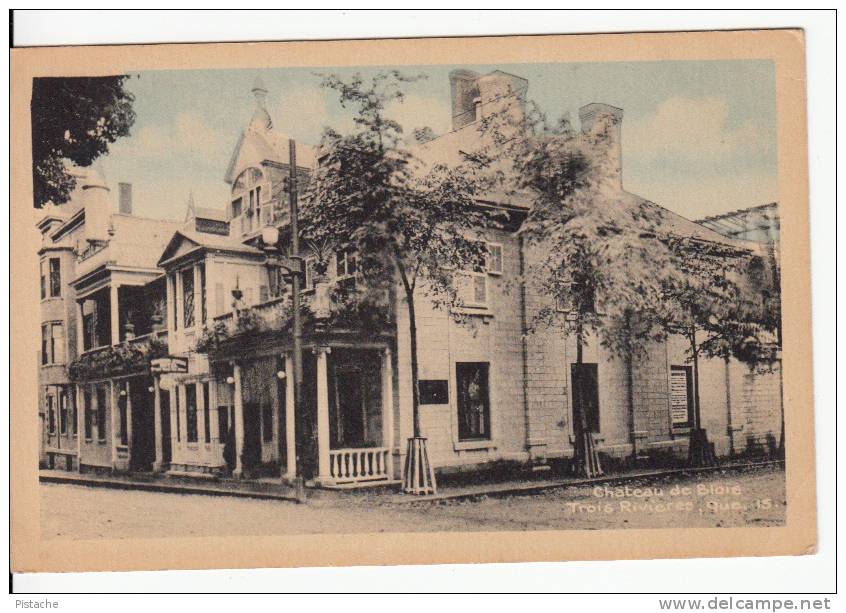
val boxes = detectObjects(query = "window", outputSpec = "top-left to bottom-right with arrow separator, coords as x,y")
46,395 -> 55,434
96,386 -> 107,442
170,275 -> 179,331
670,366 -> 694,428
203,382 -> 211,444
182,268 -> 195,328
231,197 -> 242,219
40,260 -> 46,300
486,243 -> 503,274
216,380 -> 233,444
175,387 -> 181,442
41,322 -> 64,365
71,390 -> 78,435
186,384 -> 198,443
304,257 -> 316,292
59,389 -> 68,435
199,263 -> 207,323
83,389 -> 92,440
49,258 -> 61,297
231,167 -> 265,235
457,273 -> 488,307
336,249 -> 358,279
456,362 -> 491,441
41,325 -> 48,365
571,363 -> 600,434
51,323 -> 64,364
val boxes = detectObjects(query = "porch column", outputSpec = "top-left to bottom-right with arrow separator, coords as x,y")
153,377 -> 164,471
167,379 -> 179,465
315,346 -> 331,482
232,363 -> 245,478
381,347 -> 395,478
284,354 -> 295,480
110,284 -> 120,346
109,380 -> 119,468
75,384 -> 84,471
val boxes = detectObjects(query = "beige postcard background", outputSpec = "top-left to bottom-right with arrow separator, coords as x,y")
10,29 -> 815,573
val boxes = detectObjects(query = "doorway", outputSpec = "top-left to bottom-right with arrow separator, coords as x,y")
571,363 -> 600,434
130,377 -> 156,471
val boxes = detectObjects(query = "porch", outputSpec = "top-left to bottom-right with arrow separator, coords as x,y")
186,342 -> 398,488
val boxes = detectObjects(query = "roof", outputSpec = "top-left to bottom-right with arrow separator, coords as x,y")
157,229 -> 263,267
109,215 -> 183,269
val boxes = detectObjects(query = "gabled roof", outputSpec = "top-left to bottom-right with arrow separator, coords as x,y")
157,229 -> 263,268
223,127 -> 318,185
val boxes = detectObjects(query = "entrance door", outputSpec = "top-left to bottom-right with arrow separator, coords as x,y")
333,367 -> 366,448
570,363 -> 600,434
130,378 -> 156,471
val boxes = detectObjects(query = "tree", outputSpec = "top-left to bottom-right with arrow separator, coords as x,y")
660,236 -> 779,466
477,99 -> 675,476
31,76 -> 136,208
301,71 -> 495,494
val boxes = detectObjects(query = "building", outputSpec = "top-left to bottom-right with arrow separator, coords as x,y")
37,166 -> 181,472
38,70 -> 784,485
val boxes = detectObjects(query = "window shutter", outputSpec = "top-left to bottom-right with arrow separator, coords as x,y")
259,285 -> 269,303
215,283 -> 224,316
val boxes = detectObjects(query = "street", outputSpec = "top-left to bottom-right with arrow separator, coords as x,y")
41,465 -> 785,540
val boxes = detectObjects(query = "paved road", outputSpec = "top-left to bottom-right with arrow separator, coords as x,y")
41,465 -> 785,540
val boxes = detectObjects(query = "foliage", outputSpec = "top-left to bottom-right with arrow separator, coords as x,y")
194,320 -> 231,354
68,334 -> 167,382
327,281 -> 392,331
662,238 -> 780,369
31,75 -> 137,208
302,71 -> 498,439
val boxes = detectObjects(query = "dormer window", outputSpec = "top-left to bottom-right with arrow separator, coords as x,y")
231,167 -> 266,234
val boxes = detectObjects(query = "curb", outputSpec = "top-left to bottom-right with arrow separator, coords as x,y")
40,460 -> 782,505
39,474 -> 299,503
397,460 -> 785,504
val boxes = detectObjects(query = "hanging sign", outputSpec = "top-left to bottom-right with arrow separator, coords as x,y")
151,357 -> 188,374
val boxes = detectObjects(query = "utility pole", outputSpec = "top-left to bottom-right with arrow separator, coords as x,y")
289,138 -> 306,502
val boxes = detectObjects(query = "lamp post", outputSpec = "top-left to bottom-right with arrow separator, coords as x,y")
288,139 -> 306,503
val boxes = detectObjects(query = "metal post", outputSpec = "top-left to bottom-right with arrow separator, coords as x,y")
289,139 -> 306,502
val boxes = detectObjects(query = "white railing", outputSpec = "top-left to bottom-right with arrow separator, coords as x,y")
329,447 -> 391,484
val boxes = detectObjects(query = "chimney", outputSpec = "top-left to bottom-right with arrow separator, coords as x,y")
449,69 -> 480,131
118,182 -> 132,215
579,103 -> 624,190
476,71 -> 528,131
81,166 -> 111,242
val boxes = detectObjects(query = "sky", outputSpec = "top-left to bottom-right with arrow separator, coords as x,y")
97,60 -> 777,222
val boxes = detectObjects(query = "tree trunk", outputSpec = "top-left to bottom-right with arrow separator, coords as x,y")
407,295 -> 421,438
572,323 -> 603,478
401,289 -> 437,494
688,328 -> 716,467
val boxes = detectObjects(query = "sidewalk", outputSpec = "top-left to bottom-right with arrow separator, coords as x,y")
40,459 -> 783,505
40,470 -> 299,502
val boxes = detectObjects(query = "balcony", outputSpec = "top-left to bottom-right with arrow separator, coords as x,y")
70,329 -> 169,383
